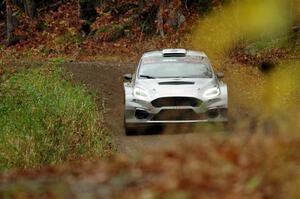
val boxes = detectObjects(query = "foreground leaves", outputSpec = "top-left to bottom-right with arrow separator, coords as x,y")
1,134 -> 300,199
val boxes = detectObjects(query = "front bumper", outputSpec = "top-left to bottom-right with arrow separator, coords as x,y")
125,96 -> 228,125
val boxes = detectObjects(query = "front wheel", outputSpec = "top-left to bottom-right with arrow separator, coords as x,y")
124,116 -> 139,136
125,125 -> 138,136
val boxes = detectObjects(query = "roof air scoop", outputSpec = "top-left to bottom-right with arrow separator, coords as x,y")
162,49 -> 187,57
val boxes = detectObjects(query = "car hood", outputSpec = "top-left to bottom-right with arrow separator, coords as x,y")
135,78 -> 217,98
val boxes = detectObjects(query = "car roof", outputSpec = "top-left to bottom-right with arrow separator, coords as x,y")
142,49 -> 208,58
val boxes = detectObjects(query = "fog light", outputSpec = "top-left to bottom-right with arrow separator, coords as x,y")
135,109 -> 149,119
207,109 -> 219,119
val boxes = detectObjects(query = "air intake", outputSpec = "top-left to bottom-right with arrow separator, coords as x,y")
162,49 -> 186,57
158,81 -> 195,85
151,97 -> 202,107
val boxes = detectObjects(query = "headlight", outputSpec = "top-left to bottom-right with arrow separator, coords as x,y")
133,87 -> 149,100
203,87 -> 220,98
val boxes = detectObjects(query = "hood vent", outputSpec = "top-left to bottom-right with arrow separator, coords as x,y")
158,81 -> 195,85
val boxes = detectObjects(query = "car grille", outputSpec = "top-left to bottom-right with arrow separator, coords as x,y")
151,109 -> 204,121
151,97 -> 202,107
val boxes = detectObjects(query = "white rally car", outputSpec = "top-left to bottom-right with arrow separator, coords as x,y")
123,49 -> 228,135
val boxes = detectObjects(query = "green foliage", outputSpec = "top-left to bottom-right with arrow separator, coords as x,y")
0,65 -> 113,171
36,21 -> 49,31
48,57 -> 66,64
107,23 -> 128,42
55,32 -> 82,45
245,36 -> 290,54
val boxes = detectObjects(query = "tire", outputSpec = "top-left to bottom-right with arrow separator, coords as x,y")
123,114 -> 134,136
124,110 -> 149,135
125,125 -> 138,136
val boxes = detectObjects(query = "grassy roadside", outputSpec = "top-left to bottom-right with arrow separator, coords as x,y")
0,64 -> 114,171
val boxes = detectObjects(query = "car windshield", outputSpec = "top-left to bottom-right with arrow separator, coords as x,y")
139,56 -> 212,79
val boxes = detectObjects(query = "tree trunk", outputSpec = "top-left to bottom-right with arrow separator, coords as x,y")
23,0 -> 36,19
156,0 -> 185,37
138,0 -> 144,11
6,0 -> 19,45
156,0 -> 167,37
6,0 -> 15,45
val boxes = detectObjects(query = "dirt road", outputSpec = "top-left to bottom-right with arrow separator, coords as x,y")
65,62 -> 225,155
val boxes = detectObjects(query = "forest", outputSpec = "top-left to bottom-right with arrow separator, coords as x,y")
0,0 -> 298,62
0,0 -> 238,60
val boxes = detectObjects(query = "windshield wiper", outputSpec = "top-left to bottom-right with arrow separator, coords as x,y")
157,76 -> 195,79
167,75 -> 210,78
180,75 -> 203,78
156,76 -> 184,78
140,75 -> 156,79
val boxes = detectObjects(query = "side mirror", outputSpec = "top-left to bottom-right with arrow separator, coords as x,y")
216,72 -> 224,79
123,74 -> 132,81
